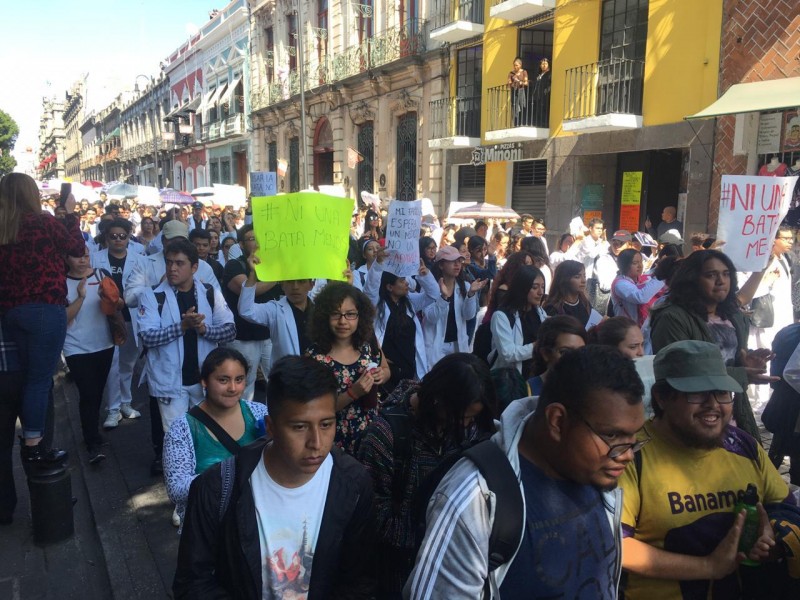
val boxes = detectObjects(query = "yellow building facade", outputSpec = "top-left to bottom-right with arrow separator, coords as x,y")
430,0 -> 723,237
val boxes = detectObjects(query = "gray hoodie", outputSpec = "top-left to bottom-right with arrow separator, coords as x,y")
404,396 -> 624,599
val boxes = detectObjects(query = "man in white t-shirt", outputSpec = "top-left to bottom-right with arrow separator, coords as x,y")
174,355 -> 375,599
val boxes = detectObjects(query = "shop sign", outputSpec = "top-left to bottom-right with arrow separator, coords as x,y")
470,143 -> 522,166
757,113 -> 782,155
619,171 -> 643,232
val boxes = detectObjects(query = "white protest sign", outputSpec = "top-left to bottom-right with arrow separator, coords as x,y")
716,175 -> 798,271
250,172 -> 277,197
385,200 -> 422,278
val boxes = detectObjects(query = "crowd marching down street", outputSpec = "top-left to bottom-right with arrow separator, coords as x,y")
2,171 -> 800,600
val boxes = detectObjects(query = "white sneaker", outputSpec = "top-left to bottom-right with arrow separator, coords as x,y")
171,508 -> 181,527
120,404 -> 141,419
103,410 -> 122,429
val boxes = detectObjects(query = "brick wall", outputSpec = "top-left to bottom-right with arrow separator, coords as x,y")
709,0 -> 800,228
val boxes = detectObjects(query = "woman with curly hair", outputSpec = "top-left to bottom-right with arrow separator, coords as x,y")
544,259 -> 602,329
649,249 -> 775,440
306,282 -> 390,454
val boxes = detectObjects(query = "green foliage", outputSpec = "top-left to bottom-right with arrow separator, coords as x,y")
0,109 -> 19,177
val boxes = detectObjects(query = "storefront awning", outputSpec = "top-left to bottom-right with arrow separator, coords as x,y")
686,76 -> 800,119
207,83 -> 228,109
181,95 -> 202,114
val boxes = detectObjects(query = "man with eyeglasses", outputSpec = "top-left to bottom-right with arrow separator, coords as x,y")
91,218 -> 148,428
620,340 -> 796,600
406,346 -> 646,598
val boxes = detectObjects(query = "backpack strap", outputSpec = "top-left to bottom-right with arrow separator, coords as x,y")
188,405 -> 241,457
202,282 -> 215,310
218,456 -> 236,522
464,440 -> 524,572
382,404 -> 414,515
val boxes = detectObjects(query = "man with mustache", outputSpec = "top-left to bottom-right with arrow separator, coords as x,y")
620,340 -> 798,599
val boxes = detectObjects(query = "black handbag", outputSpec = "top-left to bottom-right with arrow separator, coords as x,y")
750,294 -> 775,329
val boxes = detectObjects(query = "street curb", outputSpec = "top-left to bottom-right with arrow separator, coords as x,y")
57,375 -> 169,599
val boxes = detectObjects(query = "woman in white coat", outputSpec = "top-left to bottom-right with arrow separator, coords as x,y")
423,246 -> 486,369
363,252 -> 439,389
490,265 -> 547,375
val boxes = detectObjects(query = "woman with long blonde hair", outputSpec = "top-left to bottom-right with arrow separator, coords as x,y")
0,173 -> 86,465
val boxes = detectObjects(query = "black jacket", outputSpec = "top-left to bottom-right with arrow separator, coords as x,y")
173,438 -> 375,599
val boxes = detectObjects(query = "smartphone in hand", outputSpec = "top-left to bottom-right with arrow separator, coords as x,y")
59,183 -> 72,207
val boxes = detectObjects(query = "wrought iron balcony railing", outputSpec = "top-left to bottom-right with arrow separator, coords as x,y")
564,58 -> 644,120
486,84 -> 550,131
429,96 -> 482,139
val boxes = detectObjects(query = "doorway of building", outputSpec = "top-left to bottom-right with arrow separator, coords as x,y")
313,118 -> 334,189
614,149 -> 683,233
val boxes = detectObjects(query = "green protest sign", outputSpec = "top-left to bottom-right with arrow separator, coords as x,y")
251,192 -> 353,281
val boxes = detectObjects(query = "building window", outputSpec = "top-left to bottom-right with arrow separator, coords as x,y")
456,46 -> 482,138
358,122 -> 374,196
265,27 -> 274,84
289,137 -> 300,192
358,0 -> 373,42
396,113 -> 417,202
519,26 -> 553,70
210,160 -> 220,184
268,141 -> 278,173
221,158 -> 231,184
318,0 -> 328,59
600,0 -> 649,62
287,14 -> 298,72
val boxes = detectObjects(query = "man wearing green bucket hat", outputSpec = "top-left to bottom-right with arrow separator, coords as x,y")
619,340 -> 799,600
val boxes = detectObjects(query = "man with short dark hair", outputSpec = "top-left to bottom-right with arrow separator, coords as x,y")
174,355 -> 375,599
188,201 -> 207,232
519,213 -> 534,236
620,340 -> 796,600
189,228 -> 224,283
137,239 -> 235,475
92,218 -> 148,428
406,346 -> 646,598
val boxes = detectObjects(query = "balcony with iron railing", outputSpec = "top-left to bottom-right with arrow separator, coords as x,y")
257,19 -> 427,108
430,0 -> 484,43
202,113 -> 244,142
485,83 -> 550,142
563,58 -> 644,133
428,96 -> 482,149
489,0 -> 553,22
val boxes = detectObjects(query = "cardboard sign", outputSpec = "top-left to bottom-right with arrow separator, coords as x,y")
621,172 -> 643,205
384,200 -> 422,278
251,192 -> 353,281
715,175 -> 798,271
250,172 -> 277,197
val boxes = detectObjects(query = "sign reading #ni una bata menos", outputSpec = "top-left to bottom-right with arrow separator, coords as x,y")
251,192 -> 353,282
384,200 -> 422,278
715,175 -> 798,271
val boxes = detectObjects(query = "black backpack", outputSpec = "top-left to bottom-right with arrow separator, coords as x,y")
382,405 -> 523,594
473,309 -> 516,366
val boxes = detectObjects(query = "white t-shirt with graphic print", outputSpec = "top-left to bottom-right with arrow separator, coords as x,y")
250,452 -> 333,600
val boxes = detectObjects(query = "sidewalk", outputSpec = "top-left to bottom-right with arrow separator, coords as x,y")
1,368 -> 177,599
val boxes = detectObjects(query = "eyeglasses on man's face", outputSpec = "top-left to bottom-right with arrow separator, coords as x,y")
577,414 -> 650,459
685,390 -> 733,405
108,233 -> 128,241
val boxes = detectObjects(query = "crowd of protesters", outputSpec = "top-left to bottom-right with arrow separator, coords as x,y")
2,170 -> 800,598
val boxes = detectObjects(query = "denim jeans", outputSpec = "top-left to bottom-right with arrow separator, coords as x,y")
4,304 -> 67,438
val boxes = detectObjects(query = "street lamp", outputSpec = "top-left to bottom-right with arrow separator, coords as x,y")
134,74 -> 160,187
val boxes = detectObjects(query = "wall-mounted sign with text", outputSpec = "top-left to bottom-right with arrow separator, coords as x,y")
470,143 -> 524,166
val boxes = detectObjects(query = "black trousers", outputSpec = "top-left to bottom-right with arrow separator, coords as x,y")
65,347 -> 114,448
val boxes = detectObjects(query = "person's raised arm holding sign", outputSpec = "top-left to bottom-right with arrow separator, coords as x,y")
239,254 -> 316,362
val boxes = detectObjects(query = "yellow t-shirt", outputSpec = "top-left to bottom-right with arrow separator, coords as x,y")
620,422 -> 789,600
